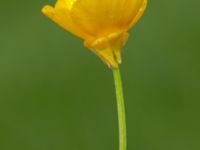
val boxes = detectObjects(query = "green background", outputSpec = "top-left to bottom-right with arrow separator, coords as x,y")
0,0 -> 200,150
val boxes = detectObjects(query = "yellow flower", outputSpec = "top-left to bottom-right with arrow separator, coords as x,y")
42,0 -> 147,68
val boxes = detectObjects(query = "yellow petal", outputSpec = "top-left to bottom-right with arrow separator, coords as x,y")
70,0 -> 147,37
128,0 -> 148,29
42,1 -> 92,40
56,0 -> 76,10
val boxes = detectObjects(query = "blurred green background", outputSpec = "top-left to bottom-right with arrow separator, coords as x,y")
0,0 -> 200,150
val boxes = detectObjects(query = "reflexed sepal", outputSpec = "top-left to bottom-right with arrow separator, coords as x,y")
85,32 -> 129,68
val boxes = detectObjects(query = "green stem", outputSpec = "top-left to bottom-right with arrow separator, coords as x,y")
113,68 -> 127,150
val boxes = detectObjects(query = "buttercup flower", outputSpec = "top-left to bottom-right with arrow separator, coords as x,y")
42,0 -> 147,68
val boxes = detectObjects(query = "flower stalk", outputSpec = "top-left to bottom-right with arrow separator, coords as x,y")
113,68 -> 126,150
